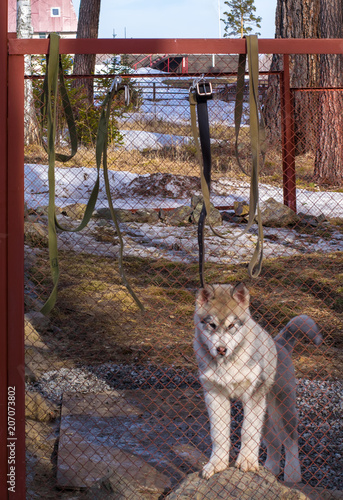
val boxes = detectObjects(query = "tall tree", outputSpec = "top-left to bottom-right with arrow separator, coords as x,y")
263,0 -> 320,151
314,0 -> 343,184
17,0 -> 40,144
73,0 -> 101,103
221,0 -> 261,38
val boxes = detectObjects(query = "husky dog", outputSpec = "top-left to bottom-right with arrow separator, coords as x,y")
194,283 -> 322,482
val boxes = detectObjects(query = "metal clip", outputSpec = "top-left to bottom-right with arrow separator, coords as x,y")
124,85 -> 130,106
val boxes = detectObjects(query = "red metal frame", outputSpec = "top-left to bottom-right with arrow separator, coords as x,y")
7,52 -> 26,500
281,54 -> 296,212
2,32 -> 343,499
0,0 -> 9,495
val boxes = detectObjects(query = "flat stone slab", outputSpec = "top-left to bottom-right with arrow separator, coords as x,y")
57,388 -> 209,492
56,389 -> 342,499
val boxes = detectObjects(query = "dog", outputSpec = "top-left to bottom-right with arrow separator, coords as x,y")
194,283 -> 322,482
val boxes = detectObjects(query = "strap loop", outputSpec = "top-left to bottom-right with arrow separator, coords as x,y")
189,35 -> 264,285
41,34 -> 143,313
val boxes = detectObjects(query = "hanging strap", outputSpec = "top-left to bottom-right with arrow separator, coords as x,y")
235,35 -> 264,277
189,35 -> 264,285
41,34 -> 144,313
41,33 -> 77,314
189,79 -> 213,288
100,79 -> 144,312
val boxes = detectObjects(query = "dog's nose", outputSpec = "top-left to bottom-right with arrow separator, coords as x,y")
216,346 -> 227,356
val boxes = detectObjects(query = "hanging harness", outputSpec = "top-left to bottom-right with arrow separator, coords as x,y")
40,33 -> 144,314
189,35 -> 264,287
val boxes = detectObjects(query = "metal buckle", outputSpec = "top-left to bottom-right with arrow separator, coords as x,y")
196,81 -> 212,97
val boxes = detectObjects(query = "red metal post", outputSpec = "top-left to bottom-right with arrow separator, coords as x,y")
7,53 -> 26,499
281,54 -> 296,212
0,0 -> 9,494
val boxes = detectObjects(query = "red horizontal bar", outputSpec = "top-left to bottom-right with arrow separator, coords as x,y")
8,37 -> 343,56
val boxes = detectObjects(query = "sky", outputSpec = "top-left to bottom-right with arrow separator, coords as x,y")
71,0 -> 277,39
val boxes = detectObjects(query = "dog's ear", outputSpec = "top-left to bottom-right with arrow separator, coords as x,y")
231,283 -> 250,307
196,285 -> 214,306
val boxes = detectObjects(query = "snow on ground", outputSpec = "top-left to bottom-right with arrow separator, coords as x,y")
25,159 -> 343,266
25,161 -> 343,218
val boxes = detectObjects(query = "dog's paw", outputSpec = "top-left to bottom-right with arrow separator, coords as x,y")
235,453 -> 259,473
201,462 -> 216,480
201,460 -> 227,480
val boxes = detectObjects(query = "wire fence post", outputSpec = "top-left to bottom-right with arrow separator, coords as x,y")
281,53 -> 296,212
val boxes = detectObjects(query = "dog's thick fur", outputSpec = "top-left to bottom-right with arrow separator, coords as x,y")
194,283 -> 322,482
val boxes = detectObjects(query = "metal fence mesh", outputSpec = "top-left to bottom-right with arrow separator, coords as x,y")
23,51 -> 343,499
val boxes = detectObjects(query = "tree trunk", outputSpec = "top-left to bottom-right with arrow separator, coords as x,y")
263,0 -> 320,152
17,0 -> 40,145
314,0 -> 343,184
73,0 -> 101,104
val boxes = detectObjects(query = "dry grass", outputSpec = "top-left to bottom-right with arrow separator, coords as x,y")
28,250 -> 343,380
26,133 -> 341,192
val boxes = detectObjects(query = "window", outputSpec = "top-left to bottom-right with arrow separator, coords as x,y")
51,7 -> 60,17
39,32 -> 46,39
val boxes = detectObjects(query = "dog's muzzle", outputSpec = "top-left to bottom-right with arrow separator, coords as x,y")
216,346 -> 227,356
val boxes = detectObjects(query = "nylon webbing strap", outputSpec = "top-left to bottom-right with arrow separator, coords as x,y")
41,34 -> 144,314
100,81 -> 144,312
41,33 -> 70,315
189,35 -> 264,286
235,35 -> 264,277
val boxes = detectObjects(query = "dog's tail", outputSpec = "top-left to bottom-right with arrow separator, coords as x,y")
274,314 -> 322,351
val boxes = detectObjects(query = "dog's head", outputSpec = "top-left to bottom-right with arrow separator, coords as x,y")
194,283 -> 250,360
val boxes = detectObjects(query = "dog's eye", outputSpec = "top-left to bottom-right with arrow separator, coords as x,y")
209,322 -> 217,329
227,323 -> 235,330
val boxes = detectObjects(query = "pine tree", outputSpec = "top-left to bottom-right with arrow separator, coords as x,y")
221,0 -> 262,38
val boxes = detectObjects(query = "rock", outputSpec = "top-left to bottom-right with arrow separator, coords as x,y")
134,209 -> 160,224
24,245 -> 39,272
93,226 -> 119,243
165,206 -> 193,226
25,391 -> 58,422
191,194 -> 203,209
259,198 -> 300,227
316,213 -> 327,223
234,200 -> 250,216
298,213 -> 318,227
221,211 -> 246,223
25,317 -> 48,349
85,468 -> 168,500
192,201 -> 222,227
93,208 -> 159,224
298,212 -> 327,227
25,311 -> 50,331
24,221 -> 49,247
62,203 -> 88,220
166,468 -> 311,500
25,365 -> 37,383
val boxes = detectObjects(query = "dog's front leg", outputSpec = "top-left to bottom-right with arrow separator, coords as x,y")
236,395 -> 266,472
202,389 -> 231,480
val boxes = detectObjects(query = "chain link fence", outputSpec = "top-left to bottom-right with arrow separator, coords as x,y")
23,50 -> 343,499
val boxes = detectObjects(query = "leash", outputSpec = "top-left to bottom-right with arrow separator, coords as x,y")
189,79 -> 213,288
189,35 -> 264,286
40,34 -> 144,314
